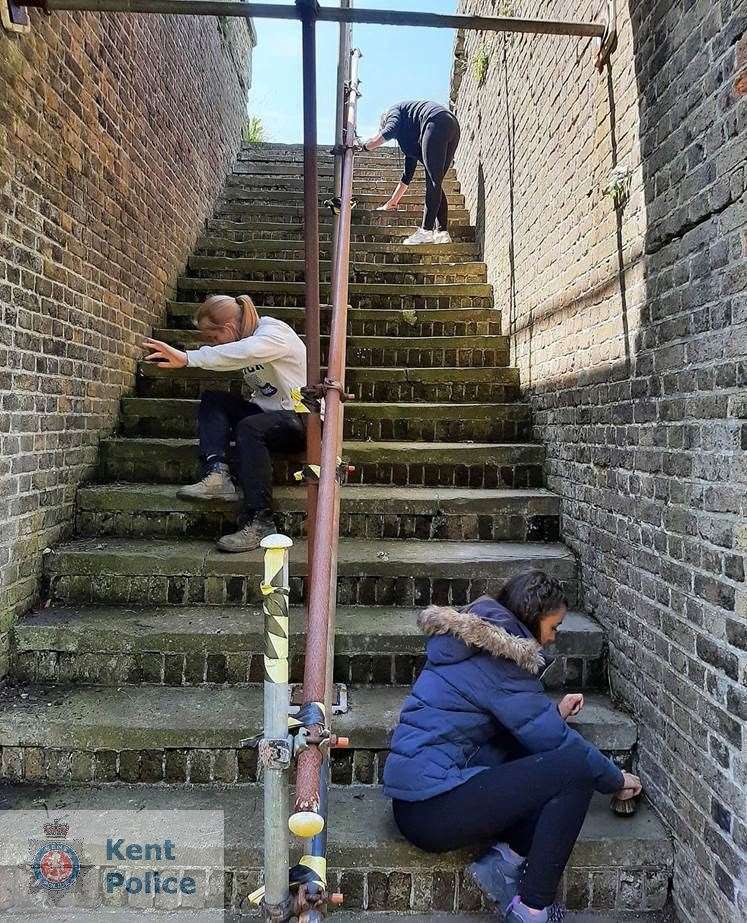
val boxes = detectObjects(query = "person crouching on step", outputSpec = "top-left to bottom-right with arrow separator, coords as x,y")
142,294 -> 306,553
383,571 -> 642,923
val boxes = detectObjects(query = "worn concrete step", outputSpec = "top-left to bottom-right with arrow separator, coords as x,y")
232,159 -> 457,181
207,218 -> 476,243
165,302 -> 502,339
220,196 -> 467,217
233,157 -> 457,176
187,255 -> 487,285
176,279 -> 493,311
137,363 -> 518,403
119,398 -> 531,443
220,186 -> 466,207
194,237 -> 480,263
12,605 -> 604,689
151,330 -> 508,368
0,684 -> 636,788
215,202 -> 471,225
332,914 -> 675,922
98,438 -> 547,489
43,537 -> 577,609
225,176 -> 462,196
75,485 -> 559,544
0,783 -> 673,914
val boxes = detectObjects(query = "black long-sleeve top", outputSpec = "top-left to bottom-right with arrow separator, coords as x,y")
380,100 -> 450,185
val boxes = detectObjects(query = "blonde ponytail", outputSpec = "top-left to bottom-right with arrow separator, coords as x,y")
196,294 -> 259,341
235,295 -> 260,338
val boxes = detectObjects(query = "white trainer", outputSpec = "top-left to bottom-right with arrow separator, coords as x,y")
403,228 -> 435,246
433,230 -> 452,244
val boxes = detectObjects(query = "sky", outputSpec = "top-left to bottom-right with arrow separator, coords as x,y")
248,0 -> 458,143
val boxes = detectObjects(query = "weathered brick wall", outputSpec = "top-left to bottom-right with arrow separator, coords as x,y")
452,1 -> 746,920
0,11 -> 254,671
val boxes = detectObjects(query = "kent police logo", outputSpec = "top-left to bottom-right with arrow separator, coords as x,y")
28,821 -> 85,898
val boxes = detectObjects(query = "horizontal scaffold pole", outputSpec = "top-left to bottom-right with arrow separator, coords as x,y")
20,0 -> 606,39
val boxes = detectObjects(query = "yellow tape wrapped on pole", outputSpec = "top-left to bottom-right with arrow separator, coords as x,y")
259,533 -> 293,919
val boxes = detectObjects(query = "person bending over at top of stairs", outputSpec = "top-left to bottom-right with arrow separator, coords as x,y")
142,294 -> 306,553
360,100 -> 461,246
383,570 -> 642,923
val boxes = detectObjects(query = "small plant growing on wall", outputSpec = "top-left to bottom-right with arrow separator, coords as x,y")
473,46 -> 490,86
603,166 -> 633,208
243,117 -> 266,144
497,0 -> 516,16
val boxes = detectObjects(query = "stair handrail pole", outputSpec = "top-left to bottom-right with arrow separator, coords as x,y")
289,45 -> 362,906
331,0 -> 353,281
259,534 -> 293,923
297,0 -> 323,607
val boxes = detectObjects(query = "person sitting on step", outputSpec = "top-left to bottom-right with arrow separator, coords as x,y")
383,570 -> 642,923
142,294 -> 306,553
360,100 -> 461,246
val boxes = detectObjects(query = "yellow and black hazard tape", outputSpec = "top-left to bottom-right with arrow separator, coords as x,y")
293,458 -> 351,485
248,855 -> 327,907
322,196 -> 357,216
261,547 -> 290,686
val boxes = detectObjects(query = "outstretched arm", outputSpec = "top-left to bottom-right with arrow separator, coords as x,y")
377,180 -> 409,211
360,132 -> 385,152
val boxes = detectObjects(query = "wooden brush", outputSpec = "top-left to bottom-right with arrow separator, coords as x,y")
611,794 -> 639,816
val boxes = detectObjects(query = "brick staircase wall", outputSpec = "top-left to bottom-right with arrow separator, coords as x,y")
452,2 -> 746,921
0,10 -> 255,668
0,144 -> 673,916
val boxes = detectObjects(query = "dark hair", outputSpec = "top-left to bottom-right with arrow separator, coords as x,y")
496,570 -> 568,631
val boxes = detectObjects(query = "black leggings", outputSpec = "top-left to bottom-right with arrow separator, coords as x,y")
198,390 -> 305,514
421,111 -> 461,231
392,748 -> 594,909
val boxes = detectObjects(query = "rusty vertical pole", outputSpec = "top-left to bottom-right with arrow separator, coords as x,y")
331,0 -> 352,281
298,0 -> 322,605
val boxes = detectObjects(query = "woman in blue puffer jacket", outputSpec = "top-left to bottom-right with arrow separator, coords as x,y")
383,571 -> 642,923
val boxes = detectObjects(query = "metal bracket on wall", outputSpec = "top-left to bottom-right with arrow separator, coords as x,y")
595,0 -> 617,71
2,0 -> 31,32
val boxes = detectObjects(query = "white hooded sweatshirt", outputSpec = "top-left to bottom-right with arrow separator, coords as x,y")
185,316 -> 306,413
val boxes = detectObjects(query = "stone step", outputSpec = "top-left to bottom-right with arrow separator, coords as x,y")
214,202 -> 472,224
194,237 -> 480,263
232,159 -> 457,180
12,605 -> 604,689
187,255 -> 488,285
165,302 -> 502,339
221,185 -> 465,204
332,914 -> 675,922
98,438 -> 546,489
137,363 -> 518,403
151,330 -> 508,368
176,278 -> 493,311
225,176 -> 462,196
0,684 -> 636,787
231,160 -> 456,176
43,537 -> 577,609
119,398 -> 531,443
75,485 -> 560,544
206,218 -> 477,243
0,783 -> 673,914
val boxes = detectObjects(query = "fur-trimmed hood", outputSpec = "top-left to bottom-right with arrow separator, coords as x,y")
418,596 -> 545,675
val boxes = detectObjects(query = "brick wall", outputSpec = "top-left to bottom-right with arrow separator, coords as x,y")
0,11 -> 254,671
452,1 -> 746,920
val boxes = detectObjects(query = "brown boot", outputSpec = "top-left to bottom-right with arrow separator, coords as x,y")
216,511 -> 276,554
177,463 -> 237,501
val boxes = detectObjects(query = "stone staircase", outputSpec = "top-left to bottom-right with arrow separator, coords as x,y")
0,143 -> 671,917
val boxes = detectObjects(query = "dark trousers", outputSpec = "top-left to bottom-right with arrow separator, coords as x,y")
421,112 -> 461,231
392,749 -> 595,909
198,390 -> 305,514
